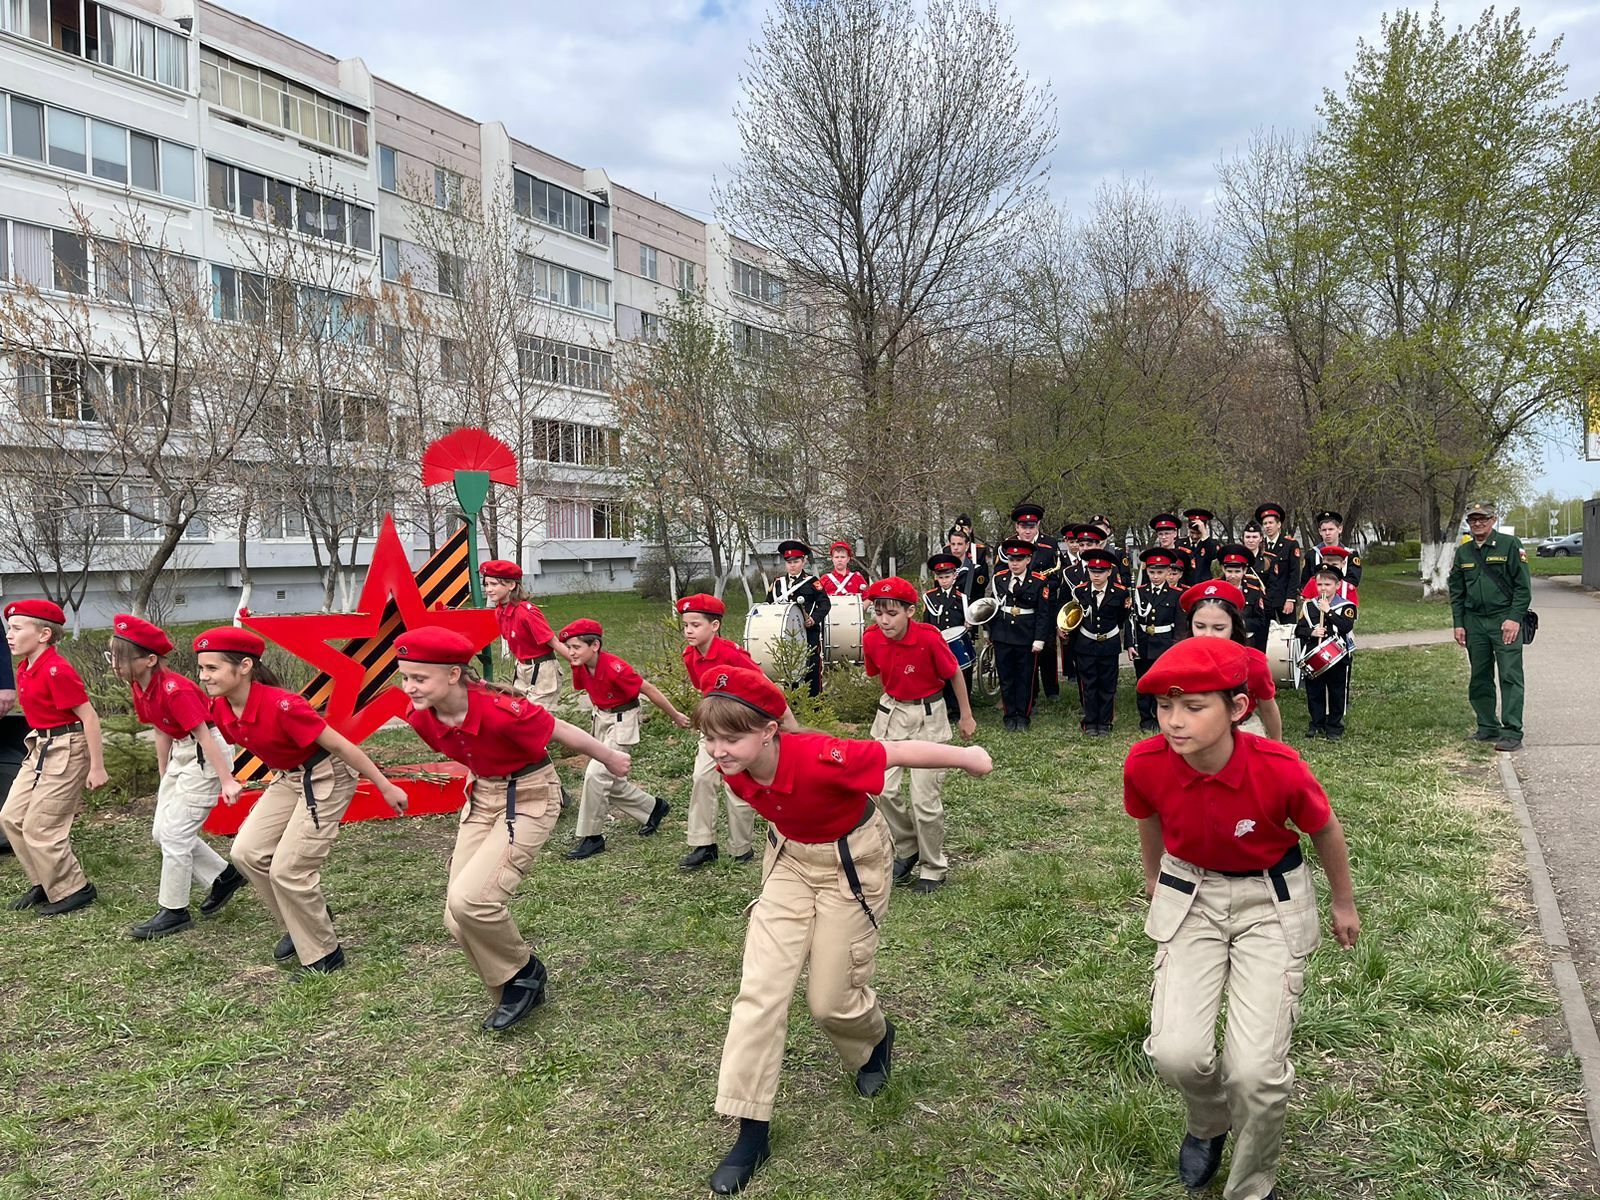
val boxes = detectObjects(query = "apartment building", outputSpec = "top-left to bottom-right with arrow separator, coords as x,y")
0,0 -> 785,623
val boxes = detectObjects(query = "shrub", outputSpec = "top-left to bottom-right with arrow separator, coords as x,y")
1363,543 -> 1401,566
1402,539 -> 1422,558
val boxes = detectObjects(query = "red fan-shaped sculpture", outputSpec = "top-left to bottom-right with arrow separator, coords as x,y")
421,428 -> 519,487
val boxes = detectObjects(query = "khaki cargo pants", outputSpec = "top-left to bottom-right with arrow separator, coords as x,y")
716,809 -> 893,1121
0,728 -> 91,901
231,756 -> 359,965
153,730 -> 230,910
870,695 -> 951,882
575,705 -> 655,838
447,763 -> 561,1001
1143,851 -> 1322,1200
685,737 -> 755,857
512,656 -> 562,711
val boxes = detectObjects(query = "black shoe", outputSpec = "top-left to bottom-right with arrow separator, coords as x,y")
0,838 -> 12,856
566,835 -> 606,861
1495,737 -> 1523,752
1306,727 -> 1323,739
1177,1131 -> 1228,1189
1471,729 -> 1499,742
559,786 -> 573,810
38,882 -> 97,917
710,1137 -> 772,1195
856,1019 -> 895,1097
294,945 -> 345,977
911,878 -> 944,895
1002,716 -> 1016,732
731,850 -> 754,863
129,906 -> 193,940
1019,716 -> 1032,731
9,884 -> 46,911
1084,726 -> 1107,738
892,854 -> 920,884
640,797 -> 670,836
1326,730 -> 1344,742
199,864 -> 247,916
680,844 -> 719,870
273,932 -> 297,962
483,956 -> 547,1031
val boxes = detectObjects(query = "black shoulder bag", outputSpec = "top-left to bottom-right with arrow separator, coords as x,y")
1475,543 -> 1538,645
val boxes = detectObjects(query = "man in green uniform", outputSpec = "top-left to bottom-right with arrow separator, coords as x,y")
1448,500 -> 1531,752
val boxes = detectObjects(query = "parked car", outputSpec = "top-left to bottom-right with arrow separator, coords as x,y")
1537,532 -> 1584,557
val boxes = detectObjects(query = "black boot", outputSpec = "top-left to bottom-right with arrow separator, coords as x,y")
273,933 -> 298,962
680,844 -> 718,870
199,864 -> 248,916
1178,1131 -> 1228,1189
710,1118 -> 771,1195
294,945 -> 346,977
8,884 -> 46,911
38,882 -> 97,916
566,835 -> 606,861
731,850 -> 754,863
855,1019 -> 895,1097
130,906 -> 193,940
892,854 -> 919,884
640,797 -> 670,836
483,955 -> 547,1032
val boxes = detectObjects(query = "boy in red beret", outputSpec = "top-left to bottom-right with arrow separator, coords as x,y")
862,577 -> 976,895
677,594 -> 797,870
820,541 -> 869,597
479,559 -> 562,710
108,614 -> 245,939
1,599 -> 107,915
558,618 -> 685,860
1125,637 -> 1359,1200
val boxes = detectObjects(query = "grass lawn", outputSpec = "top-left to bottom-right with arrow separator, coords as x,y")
0,588 -> 1590,1198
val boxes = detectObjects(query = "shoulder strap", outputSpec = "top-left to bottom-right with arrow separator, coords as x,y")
1473,541 -> 1517,604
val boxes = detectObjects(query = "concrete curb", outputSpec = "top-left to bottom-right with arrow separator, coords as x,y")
1499,753 -> 1600,1159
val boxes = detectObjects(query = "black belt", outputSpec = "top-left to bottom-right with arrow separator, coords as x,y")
836,799 -> 880,928
599,699 -> 641,717
518,652 -> 555,664
469,755 -> 553,843
298,746 -> 332,828
876,696 -> 939,718
30,720 -> 85,780
1159,845 -> 1304,902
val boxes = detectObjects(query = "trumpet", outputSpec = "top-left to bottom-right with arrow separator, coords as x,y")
1057,600 -> 1085,636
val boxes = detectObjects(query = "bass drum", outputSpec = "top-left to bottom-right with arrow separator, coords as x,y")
744,602 -> 806,683
823,595 -> 865,666
1265,623 -> 1301,689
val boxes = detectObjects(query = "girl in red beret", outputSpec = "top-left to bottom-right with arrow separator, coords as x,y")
478,560 -> 562,711
557,619 -> 687,862
193,627 -> 409,975
107,615 -> 246,940
695,667 -> 991,1195
1,599 -> 107,916
1180,581 -> 1284,742
1125,636 -> 1358,1200
394,626 -> 632,1031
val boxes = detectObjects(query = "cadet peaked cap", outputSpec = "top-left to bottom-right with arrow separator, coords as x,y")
1082,549 -> 1118,570
5,599 -> 66,625
193,627 -> 266,657
1182,507 -> 1216,522
777,540 -> 811,560
1141,548 -> 1180,568
699,666 -> 786,720
1217,544 -> 1252,567
1001,538 -> 1037,558
395,626 -> 475,664
1254,503 -> 1286,522
865,577 -> 920,605
1149,513 -> 1180,531
676,593 -> 726,617
111,613 -> 172,655
558,618 -> 603,640
479,559 -> 523,580
1136,636 -> 1250,696
1315,510 -> 1343,525
1010,503 -> 1045,524
927,553 -> 961,573
1179,580 -> 1246,614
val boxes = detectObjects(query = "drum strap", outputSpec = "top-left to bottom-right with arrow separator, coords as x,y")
836,801 -> 880,930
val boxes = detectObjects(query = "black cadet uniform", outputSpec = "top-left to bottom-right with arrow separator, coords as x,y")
1145,513 -> 1199,586
923,553 -> 975,723
991,538 -> 1053,731
1301,511 -> 1363,590
1070,548 -> 1130,736
1007,504 -> 1062,701
768,540 -> 830,696
1255,502 -> 1303,624
1181,508 -> 1222,581
1086,516 -> 1136,588
1295,565 -> 1357,739
1218,543 -> 1272,651
1128,547 -> 1184,733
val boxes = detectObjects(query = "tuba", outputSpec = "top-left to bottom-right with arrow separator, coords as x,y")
966,596 -> 1000,625
1057,600 -> 1085,636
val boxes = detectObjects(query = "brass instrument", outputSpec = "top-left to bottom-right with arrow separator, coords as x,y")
1057,600 -> 1085,636
967,596 -> 1000,625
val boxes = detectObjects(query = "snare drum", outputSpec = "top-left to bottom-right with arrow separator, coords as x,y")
947,631 -> 976,670
1300,635 -> 1350,680
744,603 -> 806,682
1265,623 -> 1301,689
823,594 -> 865,666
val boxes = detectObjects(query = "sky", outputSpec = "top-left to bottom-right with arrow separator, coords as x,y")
226,0 -> 1600,499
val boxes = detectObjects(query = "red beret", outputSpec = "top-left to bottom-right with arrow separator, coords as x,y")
558,618 -> 603,641
830,541 -> 852,553
676,593 -> 725,617
193,626 -> 266,657
865,577 -> 919,605
700,666 -> 786,720
1179,580 -> 1246,614
112,613 -> 172,655
4,599 -> 66,624
1136,636 -> 1251,696
395,626 -> 475,664
478,559 -> 523,581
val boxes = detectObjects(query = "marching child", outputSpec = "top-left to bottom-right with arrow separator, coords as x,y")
107,614 -> 246,940
1180,581 -> 1285,742
677,594 -> 798,870
194,627 -> 408,974
558,618 -> 682,861
767,541 -> 830,697
1128,548 -> 1183,734
395,627 -> 632,1031
922,552 -> 975,723
1294,560 -> 1358,740
479,560 -> 562,710
862,577 -> 976,894
696,667 -> 991,1195
1125,636 -> 1358,1200
1219,544 -> 1271,651
991,538 -> 1053,732
1070,546 -> 1131,736
1,599 -> 107,915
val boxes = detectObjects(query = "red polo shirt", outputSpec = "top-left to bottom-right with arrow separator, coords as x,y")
211,684 -> 325,770
822,571 -> 868,596
863,621 -> 958,702
721,733 -> 888,844
15,645 -> 89,729
131,667 -> 212,738
406,685 -> 556,777
1123,730 -> 1331,872
496,600 -> 554,662
572,651 -> 643,711
683,636 -> 760,691
1243,645 -> 1277,715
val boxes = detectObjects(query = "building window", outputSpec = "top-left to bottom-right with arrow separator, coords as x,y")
639,243 -> 659,281
378,144 -> 397,191
52,230 -> 89,294
512,169 -> 610,245
206,159 -> 372,250
546,498 -> 628,541
638,311 -> 663,343
436,252 -> 464,298
439,337 -> 467,382
517,337 -> 613,393
381,324 -> 404,365
296,285 -> 367,344
531,419 -> 620,467
759,512 -> 800,542
1,2 -> 188,91
380,236 -> 400,282
675,259 -> 697,293
733,258 -> 785,307
46,107 -> 86,174
10,97 -> 44,162
199,48 -> 368,158
731,319 -> 784,360
434,166 -> 461,212
517,255 -> 611,316
2,93 -> 196,203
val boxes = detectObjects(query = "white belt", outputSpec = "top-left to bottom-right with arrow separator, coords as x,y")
1080,628 -> 1120,641
1002,606 -> 1035,616
1142,624 -> 1175,635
